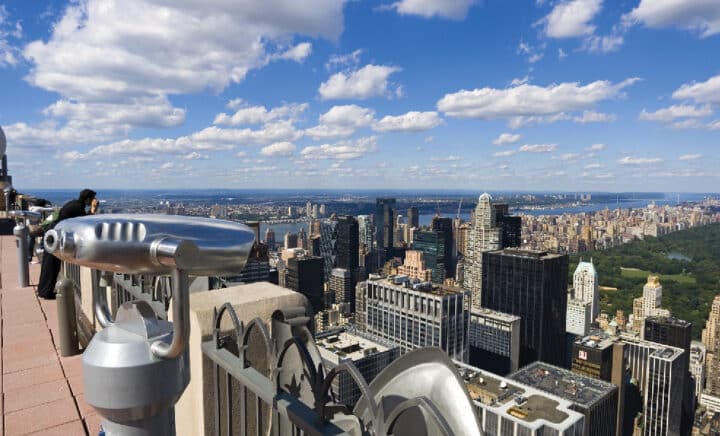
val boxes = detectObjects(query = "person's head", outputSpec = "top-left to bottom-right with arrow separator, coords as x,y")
78,189 -> 97,206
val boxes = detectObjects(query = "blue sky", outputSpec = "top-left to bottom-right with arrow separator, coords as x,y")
0,0 -> 719,192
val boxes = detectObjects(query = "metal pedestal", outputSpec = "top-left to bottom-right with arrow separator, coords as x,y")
13,222 -> 28,287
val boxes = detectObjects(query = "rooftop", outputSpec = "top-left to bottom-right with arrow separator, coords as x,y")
491,249 -> 565,260
456,363 -> 580,426
575,330 -> 619,350
0,234 -> 98,434
471,308 -> 521,323
315,330 -> 395,364
367,274 -> 466,297
510,361 -> 618,409
644,316 -> 692,328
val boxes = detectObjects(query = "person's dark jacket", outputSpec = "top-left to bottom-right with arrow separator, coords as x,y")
57,189 -> 96,221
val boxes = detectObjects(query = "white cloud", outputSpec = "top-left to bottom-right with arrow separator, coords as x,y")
624,0 -> 720,38
541,0 -> 603,38
517,41 -> 545,63
493,150 -> 517,157
639,104 -> 713,122
493,133 -> 521,145
587,143 -> 606,151
386,0 -> 477,20
519,144 -> 557,153
437,78 -> 639,125
182,152 -> 207,160
558,48 -> 568,59
0,5 -> 22,67
373,111 -> 443,132
573,110 -> 616,123
430,155 -> 461,161
214,103 -> 308,126
554,153 -> 580,161
18,0 -> 346,146
581,34 -> 624,53
584,163 -> 603,169
672,74 -> 720,104
318,64 -> 402,100
305,105 -> 375,139
618,156 -> 663,165
326,49 -> 364,71
679,153 -> 702,160
300,136 -> 378,160
261,141 -> 296,156
276,42 -> 312,62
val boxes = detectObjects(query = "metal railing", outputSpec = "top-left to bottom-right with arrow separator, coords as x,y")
112,273 -> 171,319
202,303 -> 481,436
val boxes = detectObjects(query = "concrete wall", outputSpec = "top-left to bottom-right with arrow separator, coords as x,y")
174,282 -> 309,436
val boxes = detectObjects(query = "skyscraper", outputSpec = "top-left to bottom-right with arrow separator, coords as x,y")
621,333 -> 685,436
482,249 -> 569,367
632,275 -> 671,332
375,198 -> 396,264
357,215 -> 374,250
329,268 -> 353,312
335,215 -> 359,274
319,219 -> 338,281
357,275 -> 469,362
702,295 -> 720,395
463,193 -> 502,309
407,206 -> 419,229
573,259 -> 600,322
285,256 -> 324,314
566,299 -> 592,336
264,227 -> 276,250
396,250 -> 432,282
493,203 -> 522,248
432,216 -> 454,278
411,230 -> 446,284
468,308 -> 521,375
284,232 -> 298,249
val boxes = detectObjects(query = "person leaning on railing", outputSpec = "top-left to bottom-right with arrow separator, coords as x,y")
37,189 -> 98,299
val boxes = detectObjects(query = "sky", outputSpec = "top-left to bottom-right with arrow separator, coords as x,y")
0,0 -> 719,192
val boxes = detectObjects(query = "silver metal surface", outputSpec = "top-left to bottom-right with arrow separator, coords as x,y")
45,214 -> 256,276
9,210 -> 41,222
56,277 -> 80,356
150,268 -> 189,359
13,223 -> 29,287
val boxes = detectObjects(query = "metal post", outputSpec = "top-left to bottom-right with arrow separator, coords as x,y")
13,221 -> 29,288
56,277 -> 80,356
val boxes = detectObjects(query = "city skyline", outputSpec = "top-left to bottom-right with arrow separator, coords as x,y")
1,1 -> 719,191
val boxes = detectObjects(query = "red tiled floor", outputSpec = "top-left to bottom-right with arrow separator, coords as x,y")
2,235 -> 91,435
3,362 -> 65,391
27,420 -> 86,436
5,397 -> 80,435
84,412 -> 103,436
4,378 -> 72,413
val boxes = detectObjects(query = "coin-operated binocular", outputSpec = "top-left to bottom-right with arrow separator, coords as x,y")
8,210 -> 41,287
45,214 -> 256,436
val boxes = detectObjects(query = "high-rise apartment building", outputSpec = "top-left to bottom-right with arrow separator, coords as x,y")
566,299 -> 593,336
412,230 -> 446,284
315,330 -> 400,407
482,249 -> 569,367
457,362 -> 586,435
463,193 -> 502,309
573,260 -> 599,322
633,275 -> 671,332
356,275 -> 469,362
298,227 -> 308,250
329,268 -> 353,313
702,295 -> 720,395
510,361 -> 619,436
691,342 -> 707,401
264,227 -> 276,250
468,308 -> 520,375
375,198 -> 396,265
620,333 -> 684,436
284,232 -> 298,249
357,215 -> 373,250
